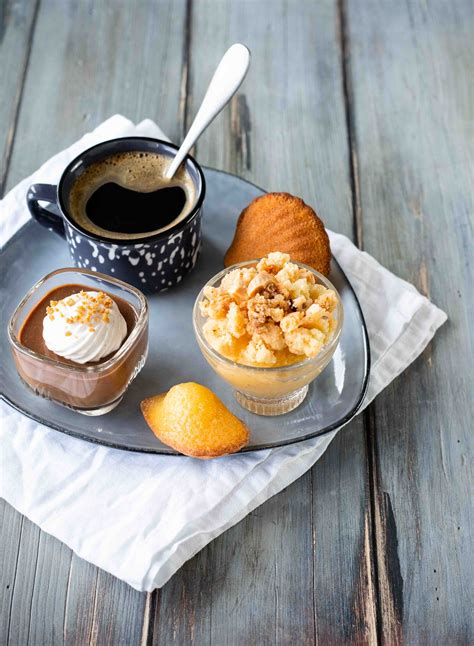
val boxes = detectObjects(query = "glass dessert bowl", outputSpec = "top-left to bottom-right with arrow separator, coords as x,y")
8,268 -> 148,415
193,255 -> 344,416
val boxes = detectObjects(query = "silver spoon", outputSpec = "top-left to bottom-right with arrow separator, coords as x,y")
165,43 -> 251,180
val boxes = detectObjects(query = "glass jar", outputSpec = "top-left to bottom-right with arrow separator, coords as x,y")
8,268 -> 148,415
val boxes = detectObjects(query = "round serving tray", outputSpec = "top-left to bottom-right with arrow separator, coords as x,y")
1,169 -> 370,454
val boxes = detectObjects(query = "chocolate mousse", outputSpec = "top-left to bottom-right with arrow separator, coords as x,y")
19,285 -> 135,365
11,283 -> 148,413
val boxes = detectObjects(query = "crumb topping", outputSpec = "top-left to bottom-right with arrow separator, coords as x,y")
200,252 -> 339,367
46,290 -> 113,334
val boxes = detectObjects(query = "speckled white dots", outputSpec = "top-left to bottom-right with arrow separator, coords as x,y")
88,240 -> 99,258
170,247 -> 178,265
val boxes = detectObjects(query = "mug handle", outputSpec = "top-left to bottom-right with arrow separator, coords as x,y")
27,184 -> 65,238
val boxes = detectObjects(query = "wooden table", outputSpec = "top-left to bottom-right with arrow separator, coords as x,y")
1,1 -> 472,643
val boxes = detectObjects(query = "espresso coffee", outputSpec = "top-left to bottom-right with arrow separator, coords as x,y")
68,151 -> 197,240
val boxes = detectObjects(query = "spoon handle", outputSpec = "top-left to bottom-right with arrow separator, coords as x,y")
165,43 -> 251,180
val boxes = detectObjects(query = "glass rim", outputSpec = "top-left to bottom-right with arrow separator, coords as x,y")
8,267 -> 148,374
192,259 -> 344,373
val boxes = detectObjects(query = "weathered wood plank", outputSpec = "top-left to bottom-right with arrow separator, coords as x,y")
0,501 -> 24,644
346,0 -> 473,642
2,0 -> 188,643
2,510 -> 147,646
0,3 -> 39,643
62,557 -> 98,646
64,565 -> 147,646
311,427 -> 377,644
5,0 -> 188,192
4,515 -> 42,645
154,1 -> 376,644
0,0 -> 38,194
19,523 -> 72,645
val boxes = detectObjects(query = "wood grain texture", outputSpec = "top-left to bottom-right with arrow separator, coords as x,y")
186,0 -> 354,238
0,0 -> 37,644
5,0 -> 188,192
2,0 -> 472,643
0,501 -> 24,643
311,428 -> 377,644
3,516 -> 42,645
346,0 -> 473,643
1,0 -> 187,644
0,0 -> 38,194
153,1 -> 377,643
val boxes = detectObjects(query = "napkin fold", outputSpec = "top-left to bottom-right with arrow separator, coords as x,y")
0,116 -> 447,591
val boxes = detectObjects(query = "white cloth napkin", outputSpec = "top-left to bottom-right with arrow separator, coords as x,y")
0,116 -> 447,591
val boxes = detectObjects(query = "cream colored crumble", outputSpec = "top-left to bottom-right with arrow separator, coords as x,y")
46,291 -> 113,334
199,252 -> 339,367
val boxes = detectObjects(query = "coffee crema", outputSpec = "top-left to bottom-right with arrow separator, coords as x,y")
68,151 -> 197,240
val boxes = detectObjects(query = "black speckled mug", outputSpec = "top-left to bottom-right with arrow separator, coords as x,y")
26,137 -> 206,293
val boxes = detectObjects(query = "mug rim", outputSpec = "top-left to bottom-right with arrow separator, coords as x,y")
56,136 -> 206,246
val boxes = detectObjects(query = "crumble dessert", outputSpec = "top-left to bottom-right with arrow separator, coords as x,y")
200,252 -> 338,367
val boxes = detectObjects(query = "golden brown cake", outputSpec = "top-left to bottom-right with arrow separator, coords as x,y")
141,382 -> 249,458
224,192 -> 331,276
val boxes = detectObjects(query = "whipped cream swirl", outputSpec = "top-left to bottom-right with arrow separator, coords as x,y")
43,291 -> 127,364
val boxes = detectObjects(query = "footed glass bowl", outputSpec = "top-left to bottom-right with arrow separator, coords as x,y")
193,260 -> 344,416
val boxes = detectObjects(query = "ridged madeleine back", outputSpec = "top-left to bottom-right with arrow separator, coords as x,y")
224,192 -> 331,276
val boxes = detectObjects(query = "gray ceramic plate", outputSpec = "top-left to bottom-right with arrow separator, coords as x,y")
1,169 -> 370,454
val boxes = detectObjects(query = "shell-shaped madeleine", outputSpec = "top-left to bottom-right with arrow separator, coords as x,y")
224,192 -> 331,276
